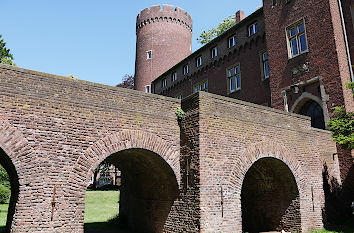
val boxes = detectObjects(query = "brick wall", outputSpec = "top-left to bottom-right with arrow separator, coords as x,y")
0,64 -> 339,232
195,91 -> 336,232
153,9 -> 271,106
0,64 -> 182,232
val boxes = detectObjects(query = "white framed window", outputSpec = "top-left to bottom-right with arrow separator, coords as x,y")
161,78 -> 167,88
176,94 -> 182,99
262,52 -> 269,79
228,35 -> 236,48
227,64 -> 241,93
196,56 -> 202,67
286,20 -> 308,58
211,47 -> 218,58
248,23 -> 258,36
183,64 -> 190,75
194,80 -> 208,93
171,72 -> 177,82
145,85 -> 151,93
147,50 -> 152,59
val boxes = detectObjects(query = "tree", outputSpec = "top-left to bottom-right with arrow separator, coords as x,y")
0,35 -> 16,66
197,15 -> 236,45
327,82 -> 354,150
116,74 -> 134,89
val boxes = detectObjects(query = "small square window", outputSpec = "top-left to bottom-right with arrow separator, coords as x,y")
286,20 -> 308,58
228,35 -> 236,48
147,50 -> 152,59
227,65 -> 241,93
183,64 -> 190,75
196,56 -> 202,67
145,85 -> 151,93
161,78 -> 167,88
211,47 -> 218,58
171,72 -> 177,82
248,23 -> 258,36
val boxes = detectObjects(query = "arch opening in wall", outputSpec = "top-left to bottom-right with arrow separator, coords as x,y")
241,157 -> 301,232
84,148 -> 179,233
291,93 -> 326,130
0,147 -> 19,233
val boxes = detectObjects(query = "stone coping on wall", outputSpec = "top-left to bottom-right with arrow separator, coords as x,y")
194,91 -> 333,135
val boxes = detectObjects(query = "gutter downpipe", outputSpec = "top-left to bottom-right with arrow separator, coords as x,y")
338,0 -> 354,82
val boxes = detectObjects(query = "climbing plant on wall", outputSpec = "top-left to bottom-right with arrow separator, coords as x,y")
327,82 -> 354,150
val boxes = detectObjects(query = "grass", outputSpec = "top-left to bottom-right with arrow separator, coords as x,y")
0,203 -> 8,233
84,190 -> 120,224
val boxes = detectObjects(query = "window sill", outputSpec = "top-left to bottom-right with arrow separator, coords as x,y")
288,50 -> 308,60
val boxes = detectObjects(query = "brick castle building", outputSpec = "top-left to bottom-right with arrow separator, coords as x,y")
135,0 -> 354,201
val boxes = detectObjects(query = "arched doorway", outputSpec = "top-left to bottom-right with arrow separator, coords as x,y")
84,148 -> 179,233
0,147 -> 19,233
241,158 -> 301,232
298,100 -> 326,129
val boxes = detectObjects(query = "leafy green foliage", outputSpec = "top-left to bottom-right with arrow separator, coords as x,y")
327,82 -> 354,150
0,186 -> 10,204
175,107 -> 185,121
197,15 -> 236,45
0,166 -> 9,188
0,35 -> 16,66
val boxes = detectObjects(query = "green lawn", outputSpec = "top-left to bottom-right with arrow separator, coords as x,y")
84,190 -> 120,223
0,203 -> 8,233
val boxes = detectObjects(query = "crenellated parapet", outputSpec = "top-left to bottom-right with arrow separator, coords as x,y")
136,5 -> 192,32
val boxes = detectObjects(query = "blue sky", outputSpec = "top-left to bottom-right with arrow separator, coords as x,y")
2,0 -> 262,86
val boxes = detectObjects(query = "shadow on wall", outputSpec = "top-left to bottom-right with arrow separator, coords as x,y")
322,163 -> 354,232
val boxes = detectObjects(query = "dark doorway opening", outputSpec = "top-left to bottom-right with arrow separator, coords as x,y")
298,100 -> 326,129
241,158 -> 301,232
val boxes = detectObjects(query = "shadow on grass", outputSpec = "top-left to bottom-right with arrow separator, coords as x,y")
0,226 -> 5,233
84,222 -> 131,233
85,215 -> 131,233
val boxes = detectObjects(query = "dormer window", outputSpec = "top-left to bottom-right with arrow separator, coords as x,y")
248,23 -> 258,36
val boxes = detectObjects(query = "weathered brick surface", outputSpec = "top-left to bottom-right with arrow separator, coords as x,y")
0,64 -> 182,232
153,9 -> 271,106
0,64 -> 338,232
135,5 -> 192,92
196,92 -> 336,232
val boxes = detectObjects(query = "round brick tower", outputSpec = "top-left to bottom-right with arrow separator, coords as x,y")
134,5 -> 193,92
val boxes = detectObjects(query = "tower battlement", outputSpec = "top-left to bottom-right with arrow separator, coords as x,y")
137,5 -> 192,32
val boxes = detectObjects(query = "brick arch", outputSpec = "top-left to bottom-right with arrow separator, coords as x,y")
73,130 -> 181,189
290,92 -> 323,113
62,130 -> 180,232
0,120 -> 38,232
227,140 -> 309,232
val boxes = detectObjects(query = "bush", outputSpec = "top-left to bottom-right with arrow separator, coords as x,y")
0,185 -> 10,204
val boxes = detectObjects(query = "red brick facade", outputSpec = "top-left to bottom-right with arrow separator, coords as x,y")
134,5 -> 192,92
0,64 -> 337,232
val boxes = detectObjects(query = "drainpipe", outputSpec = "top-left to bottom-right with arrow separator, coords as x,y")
338,0 -> 354,82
